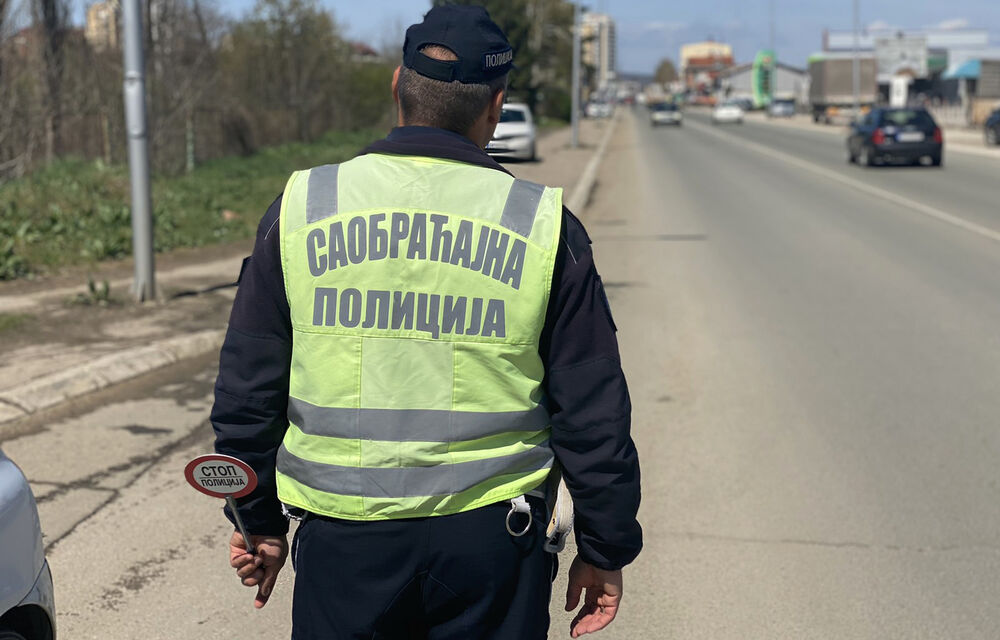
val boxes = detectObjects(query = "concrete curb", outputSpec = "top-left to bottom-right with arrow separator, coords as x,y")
0,328 -> 224,427
566,111 -> 620,213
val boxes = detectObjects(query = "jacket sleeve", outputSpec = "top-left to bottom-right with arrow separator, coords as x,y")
210,195 -> 293,536
540,208 -> 642,571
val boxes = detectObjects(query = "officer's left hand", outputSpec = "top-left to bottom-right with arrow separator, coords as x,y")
565,555 -> 623,637
229,531 -> 288,609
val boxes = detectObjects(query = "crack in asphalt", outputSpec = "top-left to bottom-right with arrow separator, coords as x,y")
40,422 -> 213,554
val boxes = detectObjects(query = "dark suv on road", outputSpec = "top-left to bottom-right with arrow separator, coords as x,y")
985,108 -> 1000,146
847,108 -> 943,167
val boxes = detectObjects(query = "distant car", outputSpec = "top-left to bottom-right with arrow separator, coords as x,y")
712,100 -> 744,124
0,448 -> 55,640
767,99 -> 796,118
985,108 -> 1000,146
487,103 -> 537,161
847,107 -> 943,167
585,101 -> 613,118
649,102 -> 682,126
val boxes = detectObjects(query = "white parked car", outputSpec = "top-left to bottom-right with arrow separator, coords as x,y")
0,448 -> 55,640
487,103 -> 537,161
584,101 -> 614,119
712,100 -> 745,125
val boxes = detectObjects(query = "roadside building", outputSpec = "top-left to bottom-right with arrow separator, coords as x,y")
822,27 -> 1000,110
945,59 -> 1000,125
680,41 -> 733,96
85,0 -> 119,52
719,60 -> 807,107
581,12 -> 616,91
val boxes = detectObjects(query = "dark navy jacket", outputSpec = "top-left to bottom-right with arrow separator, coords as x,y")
211,126 -> 642,571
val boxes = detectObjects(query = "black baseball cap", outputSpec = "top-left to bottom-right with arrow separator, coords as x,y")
403,5 -> 514,84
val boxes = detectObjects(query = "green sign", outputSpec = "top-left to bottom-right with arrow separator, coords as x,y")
752,50 -> 775,108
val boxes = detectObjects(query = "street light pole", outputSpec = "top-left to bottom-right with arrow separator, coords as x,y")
122,0 -> 156,301
852,0 -> 860,116
571,2 -> 581,148
769,0 -> 776,105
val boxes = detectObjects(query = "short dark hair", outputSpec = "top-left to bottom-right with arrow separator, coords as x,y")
397,45 -> 508,135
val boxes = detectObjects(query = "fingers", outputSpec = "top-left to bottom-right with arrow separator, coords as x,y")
229,552 -> 259,570
569,585 -> 622,637
254,563 -> 281,609
229,531 -> 247,553
565,579 -> 583,612
229,547 -> 265,586
569,603 -> 619,637
225,534 -> 289,608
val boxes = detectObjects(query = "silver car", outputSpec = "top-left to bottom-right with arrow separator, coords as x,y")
767,99 -> 796,118
487,103 -> 537,161
0,448 -> 55,640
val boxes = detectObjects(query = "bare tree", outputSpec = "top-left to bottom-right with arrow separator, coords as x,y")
33,0 -> 69,160
0,0 -> 10,80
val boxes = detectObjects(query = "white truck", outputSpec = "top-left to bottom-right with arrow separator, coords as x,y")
809,55 -> 878,124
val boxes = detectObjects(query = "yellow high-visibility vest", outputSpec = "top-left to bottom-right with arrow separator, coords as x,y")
275,152 -> 562,520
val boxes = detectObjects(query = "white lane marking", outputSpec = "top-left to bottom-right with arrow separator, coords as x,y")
687,117 -> 1000,245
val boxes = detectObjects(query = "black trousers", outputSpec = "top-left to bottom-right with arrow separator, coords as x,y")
290,497 -> 555,639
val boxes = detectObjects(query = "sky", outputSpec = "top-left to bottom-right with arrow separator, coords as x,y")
214,0 -> 1000,74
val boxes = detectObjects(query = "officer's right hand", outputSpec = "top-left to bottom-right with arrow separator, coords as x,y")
565,555 -> 623,637
229,531 -> 288,609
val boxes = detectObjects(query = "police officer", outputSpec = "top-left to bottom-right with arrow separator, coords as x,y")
211,6 -> 641,638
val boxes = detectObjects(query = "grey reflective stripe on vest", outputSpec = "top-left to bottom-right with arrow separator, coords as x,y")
277,441 -> 553,498
499,179 -> 545,238
288,398 -> 549,442
306,164 -> 339,224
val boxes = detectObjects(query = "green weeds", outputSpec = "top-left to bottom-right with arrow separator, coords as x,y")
0,313 -> 32,333
0,129 -> 380,280
66,278 -> 116,307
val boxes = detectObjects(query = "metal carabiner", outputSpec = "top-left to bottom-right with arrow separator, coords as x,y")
505,495 -> 532,537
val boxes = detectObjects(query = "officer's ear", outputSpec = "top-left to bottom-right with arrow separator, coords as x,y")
392,66 -> 401,104
487,87 -> 505,125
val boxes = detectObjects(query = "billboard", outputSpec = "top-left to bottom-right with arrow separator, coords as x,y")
752,50 -> 775,107
875,36 -> 928,81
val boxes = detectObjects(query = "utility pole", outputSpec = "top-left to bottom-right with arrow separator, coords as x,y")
852,0 -> 860,116
122,0 -> 156,301
769,0 -> 776,105
571,2 -> 581,149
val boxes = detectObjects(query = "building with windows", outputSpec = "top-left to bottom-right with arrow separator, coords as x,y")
582,12 -> 616,90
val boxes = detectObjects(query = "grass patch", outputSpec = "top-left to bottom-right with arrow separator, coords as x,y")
0,313 -> 32,333
0,129 -> 381,280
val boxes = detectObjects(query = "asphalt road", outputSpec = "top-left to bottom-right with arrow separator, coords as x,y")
5,107 -> 1000,638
